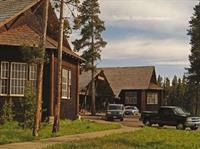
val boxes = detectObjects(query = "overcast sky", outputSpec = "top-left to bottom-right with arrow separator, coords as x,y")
71,0 -> 199,79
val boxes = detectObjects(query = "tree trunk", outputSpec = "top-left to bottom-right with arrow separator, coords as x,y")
52,0 -> 64,133
91,68 -> 96,115
195,85 -> 199,115
33,0 -> 49,137
90,14 -> 96,115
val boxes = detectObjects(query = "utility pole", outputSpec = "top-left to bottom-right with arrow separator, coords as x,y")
52,0 -> 64,133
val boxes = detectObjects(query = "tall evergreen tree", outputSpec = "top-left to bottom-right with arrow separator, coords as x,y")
73,0 -> 107,115
157,75 -> 163,87
51,0 -> 80,133
170,76 -> 178,105
33,0 -> 49,137
163,77 -> 170,105
52,0 -> 64,134
187,1 -> 200,115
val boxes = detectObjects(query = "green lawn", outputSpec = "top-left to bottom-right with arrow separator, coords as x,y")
45,127 -> 200,149
0,120 -> 120,144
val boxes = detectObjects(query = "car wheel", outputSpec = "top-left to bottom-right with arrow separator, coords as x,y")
176,123 -> 185,130
120,118 -> 124,121
143,119 -> 152,126
190,126 -> 198,130
158,123 -> 164,127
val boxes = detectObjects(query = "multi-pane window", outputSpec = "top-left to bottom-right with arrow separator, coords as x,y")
29,65 -> 37,88
10,63 -> 27,96
0,62 -> 9,95
125,91 -> 137,104
62,68 -> 71,99
0,61 -> 37,96
147,92 -> 158,104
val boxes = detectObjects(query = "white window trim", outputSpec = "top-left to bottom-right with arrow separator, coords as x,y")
62,68 -> 71,100
147,92 -> 158,105
0,61 -> 9,96
10,62 -> 27,97
29,64 -> 37,88
125,91 -> 137,104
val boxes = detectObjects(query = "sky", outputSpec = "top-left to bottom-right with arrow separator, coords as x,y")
71,0 -> 199,80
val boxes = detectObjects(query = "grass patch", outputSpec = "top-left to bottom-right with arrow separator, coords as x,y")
45,127 -> 200,149
0,120 -> 120,144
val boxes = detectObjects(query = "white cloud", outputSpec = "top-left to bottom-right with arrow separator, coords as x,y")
99,0 -> 197,32
101,37 -> 190,66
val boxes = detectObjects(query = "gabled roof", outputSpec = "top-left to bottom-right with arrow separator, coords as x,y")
80,66 -> 162,97
79,70 -> 101,93
0,0 -> 40,28
0,24 -> 83,60
0,0 -> 84,61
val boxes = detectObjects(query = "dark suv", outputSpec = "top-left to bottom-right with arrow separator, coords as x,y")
106,104 -> 125,121
140,106 -> 200,130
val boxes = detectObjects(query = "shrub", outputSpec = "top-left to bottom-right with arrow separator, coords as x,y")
0,99 -> 14,124
19,84 -> 36,129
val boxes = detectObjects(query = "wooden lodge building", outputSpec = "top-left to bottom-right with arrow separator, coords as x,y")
80,66 -> 163,113
0,0 -> 83,120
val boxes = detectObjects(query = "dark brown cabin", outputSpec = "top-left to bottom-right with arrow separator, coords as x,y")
80,66 -> 163,113
79,70 -> 114,112
0,0 -> 83,120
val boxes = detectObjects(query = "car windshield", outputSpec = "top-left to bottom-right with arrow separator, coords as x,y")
108,105 -> 123,110
125,106 -> 137,110
174,107 -> 188,115
125,107 -> 133,109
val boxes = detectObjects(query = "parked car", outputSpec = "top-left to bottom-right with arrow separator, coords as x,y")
125,106 -> 139,115
140,106 -> 200,130
106,104 -> 125,121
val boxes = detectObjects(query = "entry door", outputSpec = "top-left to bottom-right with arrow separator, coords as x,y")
125,91 -> 137,105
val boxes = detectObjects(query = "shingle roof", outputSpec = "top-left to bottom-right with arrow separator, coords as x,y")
0,0 -> 84,61
79,70 -> 101,93
80,66 -> 162,97
0,0 -> 40,28
0,24 -> 84,60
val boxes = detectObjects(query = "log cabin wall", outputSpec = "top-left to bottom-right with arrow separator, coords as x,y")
145,90 -> 163,112
51,54 -> 79,120
0,46 -> 80,121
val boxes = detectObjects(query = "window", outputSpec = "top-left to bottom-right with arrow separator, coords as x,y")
0,62 -> 9,95
29,65 -> 37,88
147,92 -> 158,104
0,61 -> 37,97
62,69 -> 71,99
125,91 -> 137,104
10,62 -> 27,96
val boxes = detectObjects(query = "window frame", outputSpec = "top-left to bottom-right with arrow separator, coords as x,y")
147,92 -> 158,105
0,61 -> 37,97
0,61 -> 9,96
10,62 -> 27,97
62,68 -> 71,100
29,64 -> 37,88
125,91 -> 137,104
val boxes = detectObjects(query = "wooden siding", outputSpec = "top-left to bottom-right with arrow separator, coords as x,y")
0,46 -> 80,121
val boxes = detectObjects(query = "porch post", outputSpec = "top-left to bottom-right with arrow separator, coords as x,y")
76,62 -> 80,118
141,90 -> 146,113
50,51 -> 55,116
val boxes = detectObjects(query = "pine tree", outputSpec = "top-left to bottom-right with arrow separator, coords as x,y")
187,1 -> 200,115
33,0 -> 49,137
73,0 -> 107,115
157,75 -> 163,87
170,76 -> 178,105
163,77 -> 170,105
51,0 -> 80,133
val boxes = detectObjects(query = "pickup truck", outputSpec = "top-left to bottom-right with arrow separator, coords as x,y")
140,106 -> 200,130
